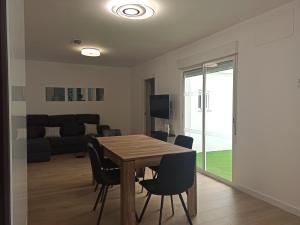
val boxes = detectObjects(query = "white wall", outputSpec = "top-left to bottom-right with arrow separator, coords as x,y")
7,0 -> 27,224
26,60 -> 132,134
132,0 -> 300,216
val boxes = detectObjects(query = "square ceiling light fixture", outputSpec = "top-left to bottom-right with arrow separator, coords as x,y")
107,0 -> 156,20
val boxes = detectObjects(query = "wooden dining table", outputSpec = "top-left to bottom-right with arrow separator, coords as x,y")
97,134 -> 197,225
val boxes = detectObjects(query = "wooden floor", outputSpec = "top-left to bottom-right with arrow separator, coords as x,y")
28,154 -> 300,225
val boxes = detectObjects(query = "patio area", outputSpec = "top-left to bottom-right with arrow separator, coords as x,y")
196,150 -> 232,181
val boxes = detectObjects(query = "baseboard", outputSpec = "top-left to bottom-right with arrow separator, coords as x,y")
235,185 -> 300,217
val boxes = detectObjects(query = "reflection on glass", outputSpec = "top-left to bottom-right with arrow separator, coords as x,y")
68,88 -> 86,101
88,88 -> 104,101
12,86 -> 26,101
46,87 -> 65,101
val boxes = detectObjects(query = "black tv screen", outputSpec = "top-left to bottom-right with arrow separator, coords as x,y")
150,95 -> 170,119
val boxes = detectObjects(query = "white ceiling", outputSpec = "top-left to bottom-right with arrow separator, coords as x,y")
25,0 -> 293,67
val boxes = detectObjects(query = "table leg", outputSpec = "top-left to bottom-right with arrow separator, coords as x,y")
187,164 -> 197,216
121,160 -> 136,225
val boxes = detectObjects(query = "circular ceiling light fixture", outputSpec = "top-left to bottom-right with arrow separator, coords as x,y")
108,0 -> 156,20
81,48 -> 101,57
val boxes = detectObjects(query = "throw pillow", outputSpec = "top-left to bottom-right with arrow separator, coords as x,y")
45,127 -> 60,137
85,123 -> 98,135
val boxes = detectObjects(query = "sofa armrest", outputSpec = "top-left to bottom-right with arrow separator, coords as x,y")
97,125 -> 111,137
27,138 -> 51,162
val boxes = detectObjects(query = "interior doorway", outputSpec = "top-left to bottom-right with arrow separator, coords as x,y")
144,78 -> 155,136
184,57 -> 236,182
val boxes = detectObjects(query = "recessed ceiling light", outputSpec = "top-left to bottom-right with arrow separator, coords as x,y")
81,48 -> 101,57
108,1 -> 156,20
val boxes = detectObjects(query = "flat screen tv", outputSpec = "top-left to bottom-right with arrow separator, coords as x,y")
150,95 -> 170,119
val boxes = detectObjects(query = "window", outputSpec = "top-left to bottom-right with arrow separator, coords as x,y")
87,88 -> 104,101
46,87 -> 65,101
67,88 -> 86,101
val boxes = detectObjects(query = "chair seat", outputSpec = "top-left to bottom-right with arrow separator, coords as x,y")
103,158 -> 118,170
140,179 -> 155,192
140,179 -> 164,195
100,170 -> 121,186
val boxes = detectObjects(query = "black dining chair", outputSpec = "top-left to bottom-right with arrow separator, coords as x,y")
88,136 -> 119,191
151,131 -> 168,142
174,135 -> 194,149
149,131 -> 168,175
143,135 -> 194,211
149,134 -> 194,178
88,144 -> 139,225
98,125 -> 111,137
140,131 -> 169,193
102,129 -> 122,137
139,151 -> 196,225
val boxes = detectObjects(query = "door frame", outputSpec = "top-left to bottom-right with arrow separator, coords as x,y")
144,77 -> 155,135
182,54 -> 237,185
0,0 -> 11,224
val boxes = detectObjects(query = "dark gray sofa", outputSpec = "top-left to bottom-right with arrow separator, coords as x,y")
27,114 -> 111,162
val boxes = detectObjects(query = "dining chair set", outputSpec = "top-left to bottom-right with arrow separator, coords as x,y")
87,131 -> 195,225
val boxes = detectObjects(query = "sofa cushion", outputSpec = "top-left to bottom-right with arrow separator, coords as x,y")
48,114 -> 76,127
60,123 -> 84,136
27,126 -> 45,139
27,115 -> 48,127
76,114 -> 99,125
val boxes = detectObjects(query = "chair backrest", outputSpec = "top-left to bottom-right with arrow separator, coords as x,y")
156,151 -> 196,195
151,131 -> 168,142
87,135 -> 105,160
87,143 -> 106,184
98,125 -> 110,136
174,135 -> 193,149
103,129 -> 122,137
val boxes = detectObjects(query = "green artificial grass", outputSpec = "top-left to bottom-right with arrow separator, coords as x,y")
196,150 -> 232,181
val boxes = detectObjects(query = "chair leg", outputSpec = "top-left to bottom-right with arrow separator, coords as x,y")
170,195 -> 174,215
139,193 -> 152,222
178,193 -> 193,225
94,183 -> 99,192
140,168 -> 145,193
159,195 -> 164,225
97,186 -> 109,225
100,185 -> 108,203
93,185 -> 103,211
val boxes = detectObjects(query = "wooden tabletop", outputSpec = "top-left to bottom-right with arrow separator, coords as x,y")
98,134 -> 194,161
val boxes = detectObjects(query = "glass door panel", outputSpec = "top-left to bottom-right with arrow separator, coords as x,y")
184,58 -> 234,182
205,60 -> 233,181
184,68 -> 203,169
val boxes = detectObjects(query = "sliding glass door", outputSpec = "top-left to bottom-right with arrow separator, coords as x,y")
184,57 -> 235,181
